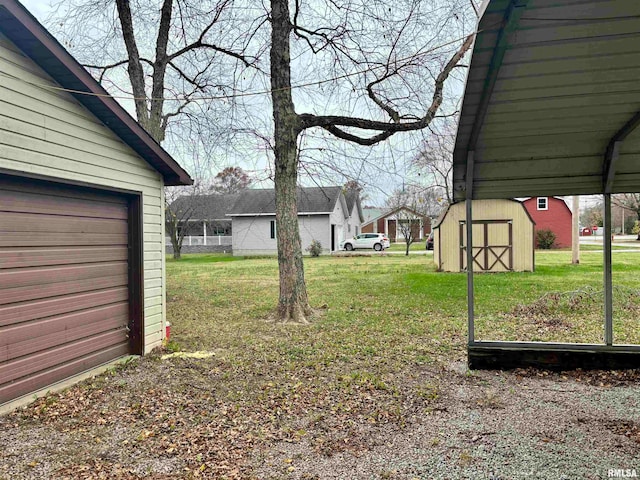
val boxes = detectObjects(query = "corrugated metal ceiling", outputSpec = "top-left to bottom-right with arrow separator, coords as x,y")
453,0 -> 640,200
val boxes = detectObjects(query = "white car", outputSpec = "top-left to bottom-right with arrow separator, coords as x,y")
340,233 -> 390,251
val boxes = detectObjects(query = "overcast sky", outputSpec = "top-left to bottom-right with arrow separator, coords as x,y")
16,0 -> 464,206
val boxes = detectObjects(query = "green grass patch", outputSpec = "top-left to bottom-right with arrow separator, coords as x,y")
166,250 -> 640,403
386,242 -> 428,252
167,253 -> 244,263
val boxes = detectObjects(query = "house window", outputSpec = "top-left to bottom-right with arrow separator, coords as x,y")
270,220 -> 276,239
537,197 -> 548,210
348,224 -> 351,232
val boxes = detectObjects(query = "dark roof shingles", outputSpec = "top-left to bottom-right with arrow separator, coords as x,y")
170,193 -> 240,220
229,187 -> 342,215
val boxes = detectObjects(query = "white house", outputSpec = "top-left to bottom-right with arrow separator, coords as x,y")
228,187 -> 362,255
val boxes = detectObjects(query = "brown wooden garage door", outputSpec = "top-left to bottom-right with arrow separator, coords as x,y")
0,176 -> 133,405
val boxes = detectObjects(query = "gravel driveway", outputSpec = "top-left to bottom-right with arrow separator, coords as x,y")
1,355 -> 638,479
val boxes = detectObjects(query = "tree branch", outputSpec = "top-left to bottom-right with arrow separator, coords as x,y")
115,0 -> 149,124
299,33 -> 475,143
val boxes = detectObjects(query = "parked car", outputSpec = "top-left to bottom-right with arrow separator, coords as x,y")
340,233 -> 390,251
425,231 -> 434,250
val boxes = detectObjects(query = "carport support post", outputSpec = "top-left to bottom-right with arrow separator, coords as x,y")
604,194 -> 613,346
466,151 -> 475,345
466,198 -> 475,344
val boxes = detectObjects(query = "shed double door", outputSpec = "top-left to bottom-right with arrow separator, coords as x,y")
0,176 -> 133,405
460,220 -> 513,272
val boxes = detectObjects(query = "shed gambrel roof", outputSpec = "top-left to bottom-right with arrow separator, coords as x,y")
227,186 -> 347,216
433,198 -> 535,229
0,0 -> 192,186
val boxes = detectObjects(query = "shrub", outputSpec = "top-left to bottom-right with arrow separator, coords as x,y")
536,229 -> 556,249
306,240 -> 322,257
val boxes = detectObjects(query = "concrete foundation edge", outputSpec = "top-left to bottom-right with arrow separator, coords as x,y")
469,346 -> 640,370
0,355 -> 139,416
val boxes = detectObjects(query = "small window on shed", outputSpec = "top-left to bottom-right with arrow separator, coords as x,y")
270,220 -> 276,239
537,197 -> 548,211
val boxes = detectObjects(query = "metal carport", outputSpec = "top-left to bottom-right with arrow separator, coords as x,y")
454,0 -> 640,368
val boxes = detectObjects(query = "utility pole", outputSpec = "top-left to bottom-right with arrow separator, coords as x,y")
572,195 -> 580,264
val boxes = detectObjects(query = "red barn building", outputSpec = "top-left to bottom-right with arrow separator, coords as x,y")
522,197 -> 572,248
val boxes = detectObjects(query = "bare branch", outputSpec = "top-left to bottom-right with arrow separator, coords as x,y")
299,33 -> 475,143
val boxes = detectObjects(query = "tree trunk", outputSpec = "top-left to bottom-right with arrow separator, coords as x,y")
170,232 -> 182,259
405,241 -> 410,256
271,0 -> 312,323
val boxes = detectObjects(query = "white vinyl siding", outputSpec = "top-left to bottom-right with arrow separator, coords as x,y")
233,215 -> 334,255
0,33 -> 166,353
231,194 -> 347,255
329,197 -> 347,246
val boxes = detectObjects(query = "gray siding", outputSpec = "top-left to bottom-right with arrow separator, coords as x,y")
233,214 -> 336,255
0,33 -> 166,352
232,192 -> 348,255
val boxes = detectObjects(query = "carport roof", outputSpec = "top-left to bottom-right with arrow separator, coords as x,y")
453,0 -> 640,201
0,0 -> 192,186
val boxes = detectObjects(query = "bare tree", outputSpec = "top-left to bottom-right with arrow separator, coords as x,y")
49,0 -> 265,145
165,186 -> 202,259
613,194 -> 640,240
386,187 -> 434,255
269,0 -> 473,322
211,166 -> 253,193
580,201 -> 604,230
413,124 -> 457,204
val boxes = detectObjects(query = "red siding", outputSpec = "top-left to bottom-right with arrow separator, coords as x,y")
361,222 -> 374,233
523,197 -> 572,248
423,218 -> 432,236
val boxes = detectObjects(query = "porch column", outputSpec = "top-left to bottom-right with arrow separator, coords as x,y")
203,221 -> 207,246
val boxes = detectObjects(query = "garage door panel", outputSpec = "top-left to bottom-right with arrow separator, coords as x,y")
0,274 -> 128,305
0,262 -> 127,288
0,232 -> 128,247
0,189 -> 128,219
0,287 -> 128,327
0,303 -> 128,356
0,177 -> 128,206
0,212 -> 128,234
0,343 -> 131,405
0,177 -> 135,406
0,246 -> 127,268
0,329 -> 128,385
